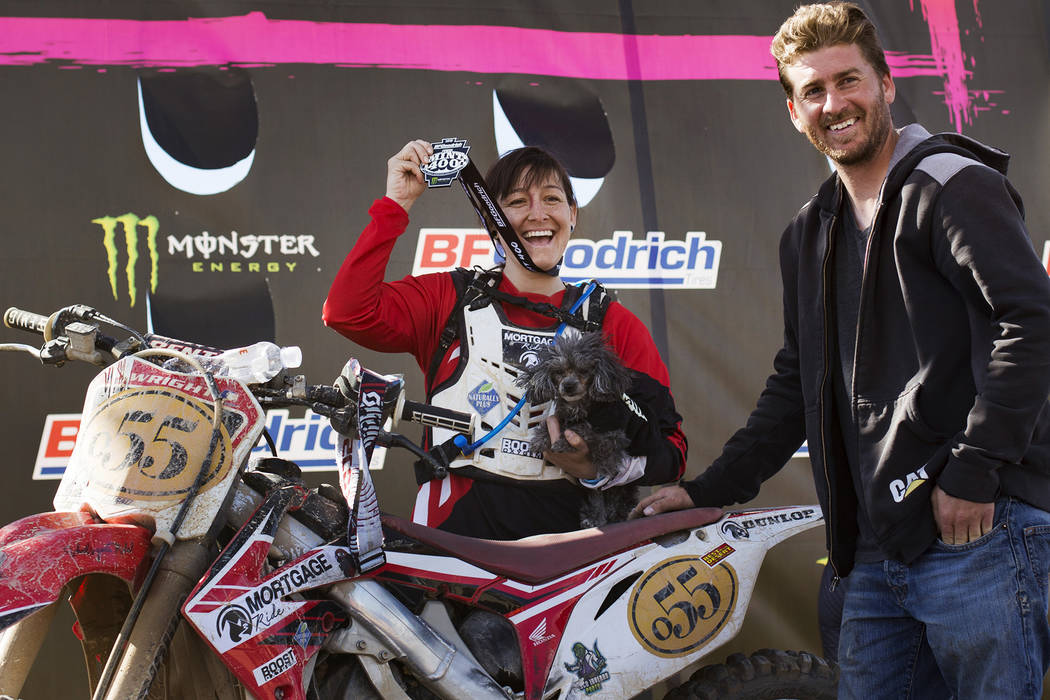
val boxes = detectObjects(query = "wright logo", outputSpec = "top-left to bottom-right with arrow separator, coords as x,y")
93,213 -> 159,308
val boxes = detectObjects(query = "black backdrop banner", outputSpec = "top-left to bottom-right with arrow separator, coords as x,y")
1,1 -> 1046,695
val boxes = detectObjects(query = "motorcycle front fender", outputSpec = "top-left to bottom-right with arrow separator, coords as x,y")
0,511 -> 152,630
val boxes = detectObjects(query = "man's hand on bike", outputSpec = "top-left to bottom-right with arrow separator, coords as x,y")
631,484 -> 694,519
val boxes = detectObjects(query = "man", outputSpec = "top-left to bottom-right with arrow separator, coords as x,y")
635,3 -> 1050,697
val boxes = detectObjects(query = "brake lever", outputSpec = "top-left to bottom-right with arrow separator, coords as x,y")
376,431 -> 448,478
0,343 -> 43,359
39,337 -> 70,366
328,406 -> 356,435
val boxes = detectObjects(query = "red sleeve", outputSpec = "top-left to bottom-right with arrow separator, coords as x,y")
603,302 -> 688,483
603,302 -> 670,385
321,197 -> 458,371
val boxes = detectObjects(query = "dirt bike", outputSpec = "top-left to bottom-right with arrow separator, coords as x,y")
0,303 -> 838,699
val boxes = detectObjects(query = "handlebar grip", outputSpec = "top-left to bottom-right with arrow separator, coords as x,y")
400,399 -> 475,435
306,384 -> 348,408
4,307 -> 49,335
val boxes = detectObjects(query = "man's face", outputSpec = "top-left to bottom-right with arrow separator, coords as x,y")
784,43 -> 895,166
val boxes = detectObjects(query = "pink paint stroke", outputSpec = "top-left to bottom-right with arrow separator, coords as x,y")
0,12 -> 943,82
917,0 -> 974,131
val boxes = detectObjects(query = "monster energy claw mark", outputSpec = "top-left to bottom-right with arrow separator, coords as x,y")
94,213 -> 160,308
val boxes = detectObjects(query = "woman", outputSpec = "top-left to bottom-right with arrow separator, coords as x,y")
323,139 -> 686,539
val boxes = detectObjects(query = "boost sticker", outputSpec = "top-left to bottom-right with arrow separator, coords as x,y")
252,647 -> 297,685
627,556 -> 737,658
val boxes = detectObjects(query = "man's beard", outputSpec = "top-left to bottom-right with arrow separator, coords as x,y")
804,95 -> 893,166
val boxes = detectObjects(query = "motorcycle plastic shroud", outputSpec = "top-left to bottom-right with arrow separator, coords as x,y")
0,511 -> 151,630
369,505 -> 821,699
183,487 -> 352,699
53,356 -> 263,543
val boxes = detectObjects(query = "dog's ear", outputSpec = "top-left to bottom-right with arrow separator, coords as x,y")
525,366 -> 558,402
590,341 -> 633,399
515,361 -> 535,389
591,357 -> 621,398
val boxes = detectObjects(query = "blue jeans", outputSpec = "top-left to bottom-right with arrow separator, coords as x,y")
837,498 -> 1050,699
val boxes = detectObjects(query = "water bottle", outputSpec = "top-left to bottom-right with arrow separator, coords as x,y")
212,341 -> 302,383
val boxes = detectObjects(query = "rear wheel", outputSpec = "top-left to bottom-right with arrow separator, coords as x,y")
665,649 -> 838,700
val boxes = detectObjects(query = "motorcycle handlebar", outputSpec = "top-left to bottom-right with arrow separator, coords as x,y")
7,304 -> 476,436
303,383 -> 346,408
303,384 -> 474,433
4,307 -> 49,336
4,305 -> 121,366
400,399 -> 474,435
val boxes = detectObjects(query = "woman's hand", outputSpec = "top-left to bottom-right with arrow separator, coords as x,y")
542,416 -> 598,480
385,139 -> 433,212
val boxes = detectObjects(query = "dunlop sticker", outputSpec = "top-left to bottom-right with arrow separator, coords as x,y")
628,556 -> 737,658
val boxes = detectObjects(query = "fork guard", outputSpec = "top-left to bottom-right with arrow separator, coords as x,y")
0,511 -> 152,630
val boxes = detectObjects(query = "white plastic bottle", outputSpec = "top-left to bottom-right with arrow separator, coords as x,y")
213,342 -> 302,383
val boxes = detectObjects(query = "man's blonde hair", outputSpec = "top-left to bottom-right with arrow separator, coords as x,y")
771,2 -> 890,97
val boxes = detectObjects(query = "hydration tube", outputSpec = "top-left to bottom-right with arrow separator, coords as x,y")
453,280 -> 598,455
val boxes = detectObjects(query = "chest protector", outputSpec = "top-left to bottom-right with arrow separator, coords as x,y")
426,269 -> 609,482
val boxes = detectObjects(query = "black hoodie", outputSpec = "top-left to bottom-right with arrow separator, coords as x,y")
684,124 -> 1050,577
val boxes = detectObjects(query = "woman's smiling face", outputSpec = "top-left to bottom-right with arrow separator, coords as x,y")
499,168 -> 577,274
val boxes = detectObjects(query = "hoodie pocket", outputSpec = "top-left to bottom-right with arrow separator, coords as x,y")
902,382 -> 952,443
856,384 -> 952,535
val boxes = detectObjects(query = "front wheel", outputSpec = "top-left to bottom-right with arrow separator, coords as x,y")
665,649 -> 838,700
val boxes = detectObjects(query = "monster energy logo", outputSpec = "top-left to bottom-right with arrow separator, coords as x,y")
94,213 -> 159,308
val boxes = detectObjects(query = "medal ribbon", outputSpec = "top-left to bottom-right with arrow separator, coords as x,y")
457,159 -> 561,276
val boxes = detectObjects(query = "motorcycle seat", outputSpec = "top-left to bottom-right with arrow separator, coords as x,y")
380,507 -> 723,585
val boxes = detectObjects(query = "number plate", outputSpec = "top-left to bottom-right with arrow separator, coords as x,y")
54,356 -> 264,541
627,556 -> 738,658
74,387 -> 232,501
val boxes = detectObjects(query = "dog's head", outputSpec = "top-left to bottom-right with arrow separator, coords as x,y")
517,330 -> 631,405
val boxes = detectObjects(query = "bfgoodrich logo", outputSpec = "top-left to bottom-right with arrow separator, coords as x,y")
414,228 -> 721,289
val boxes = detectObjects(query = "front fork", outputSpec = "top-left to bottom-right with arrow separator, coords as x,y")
0,538 -> 214,700
0,601 -> 58,696
95,537 -> 215,700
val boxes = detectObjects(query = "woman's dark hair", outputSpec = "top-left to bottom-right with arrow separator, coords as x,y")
484,146 -> 576,207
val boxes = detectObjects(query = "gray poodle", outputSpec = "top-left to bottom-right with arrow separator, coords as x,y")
517,330 -> 639,527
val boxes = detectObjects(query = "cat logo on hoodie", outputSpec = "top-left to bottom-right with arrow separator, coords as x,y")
890,465 -> 930,503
